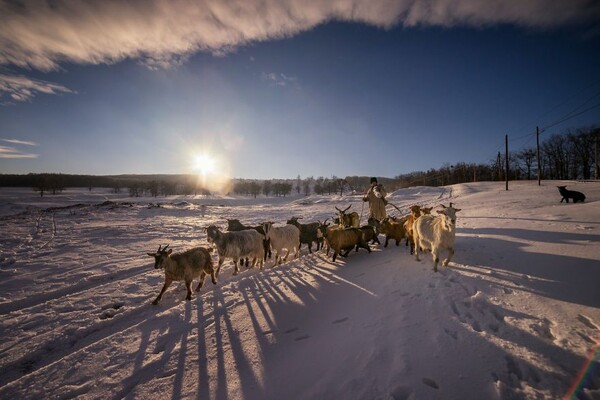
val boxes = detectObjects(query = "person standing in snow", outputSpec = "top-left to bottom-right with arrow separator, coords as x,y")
363,177 -> 387,231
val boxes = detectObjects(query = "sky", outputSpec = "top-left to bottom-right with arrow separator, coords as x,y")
0,0 -> 599,180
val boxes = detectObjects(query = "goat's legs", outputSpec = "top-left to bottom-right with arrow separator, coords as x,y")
432,248 -> 439,272
153,277 -> 173,305
216,257 -> 225,278
442,247 -> 454,267
196,272 -> 206,291
185,279 -> 193,300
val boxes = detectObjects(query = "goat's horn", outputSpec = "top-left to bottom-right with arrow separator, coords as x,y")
335,206 -> 341,212
157,245 -> 162,252
449,202 -> 453,208
163,244 -> 169,251
343,205 -> 351,212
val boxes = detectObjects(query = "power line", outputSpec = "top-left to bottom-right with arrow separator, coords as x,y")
541,102 -> 600,133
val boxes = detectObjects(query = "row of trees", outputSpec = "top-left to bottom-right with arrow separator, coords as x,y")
0,173 -> 212,197
394,126 -> 599,186
1,125 -> 597,198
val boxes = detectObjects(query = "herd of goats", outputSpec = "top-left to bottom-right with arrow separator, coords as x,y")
147,203 -> 461,305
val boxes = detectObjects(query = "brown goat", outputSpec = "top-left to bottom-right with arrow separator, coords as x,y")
380,216 -> 409,248
147,245 -> 216,305
403,205 -> 432,254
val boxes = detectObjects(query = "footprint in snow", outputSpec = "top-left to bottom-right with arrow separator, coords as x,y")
262,329 -> 278,335
444,328 -> 458,340
577,314 -> 599,330
531,318 -> 556,342
332,317 -> 349,324
505,356 -> 523,380
389,385 -> 413,400
295,335 -> 310,341
422,377 -> 439,389
577,331 -> 596,344
284,327 -> 299,334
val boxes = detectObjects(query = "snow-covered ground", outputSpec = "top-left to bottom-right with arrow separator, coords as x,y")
0,181 -> 598,400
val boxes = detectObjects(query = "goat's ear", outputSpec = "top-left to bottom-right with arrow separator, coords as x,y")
436,210 -> 443,215
167,249 -> 173,255
454,208 -> 462,212
147,253 -> 156,257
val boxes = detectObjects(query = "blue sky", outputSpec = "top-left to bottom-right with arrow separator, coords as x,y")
1,1 -> 599,179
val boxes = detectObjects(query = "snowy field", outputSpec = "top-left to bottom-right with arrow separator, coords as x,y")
0,181 -> 599,400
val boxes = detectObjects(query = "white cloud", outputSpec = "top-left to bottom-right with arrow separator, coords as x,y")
0,145 -> 38,159
0,0 -> 598,73
1,138 -> 38,146
261,72 -> 298,87
0,73 -> 74,103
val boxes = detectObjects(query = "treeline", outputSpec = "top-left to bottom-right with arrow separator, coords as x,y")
0,173 -> 211,197
395,125 -> 599,186
1,125 -> 597,198
232,176 -> 403,198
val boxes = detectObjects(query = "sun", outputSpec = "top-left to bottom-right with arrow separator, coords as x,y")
192,153 -> 217,176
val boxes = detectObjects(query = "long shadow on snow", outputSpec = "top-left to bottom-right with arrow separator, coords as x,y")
455,233 -> 600,308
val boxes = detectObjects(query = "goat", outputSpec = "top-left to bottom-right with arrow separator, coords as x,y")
262,222 -> 301,264
413,203 -> 461,272
403,205 -> 432,254
380,216 -> 409,248
226,218 -> 272,261
206,225 -> 265,276
287,216 -> 322,253
335,205 -> 360,228
147,245 -> 216,305
358,225 -> 380,250
324,227 -> 371,262
557,186 -> 586,203
317,219 -> 337,255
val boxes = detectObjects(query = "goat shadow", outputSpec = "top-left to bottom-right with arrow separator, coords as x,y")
457,230 -> 600,308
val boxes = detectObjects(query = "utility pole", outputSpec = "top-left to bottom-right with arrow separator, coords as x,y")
496,152 -> 502,181
536,126 -> 541,186
505,134 -> 509,191
595,132 -> 598,180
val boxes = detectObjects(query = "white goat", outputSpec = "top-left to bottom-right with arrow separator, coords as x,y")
262,222 -> 301,264
413,203 -> 461,272
206,225 -> 265,276
147,245 -> 216,305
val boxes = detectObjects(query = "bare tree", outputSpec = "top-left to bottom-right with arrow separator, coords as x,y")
249,181 -> 261,198
33,175 -> 49,197
516,148 -> 536,180
262,180 -> 272,197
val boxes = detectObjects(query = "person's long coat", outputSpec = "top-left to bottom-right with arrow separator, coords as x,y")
363,186 -> 387,221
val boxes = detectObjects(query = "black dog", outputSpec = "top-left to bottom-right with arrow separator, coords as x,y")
557,186 -> 586,203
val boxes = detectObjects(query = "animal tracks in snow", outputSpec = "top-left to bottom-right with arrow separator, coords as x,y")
577,314 -> 599,330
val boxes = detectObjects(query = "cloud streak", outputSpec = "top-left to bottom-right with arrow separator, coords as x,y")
0,145 -> 38,159
1,0 -> 598,73
262,72 -> 298,88
2,138 -> 38,146
0,73 -> 74,103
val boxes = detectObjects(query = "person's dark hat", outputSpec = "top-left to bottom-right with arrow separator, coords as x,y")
370,177 -> 378,184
